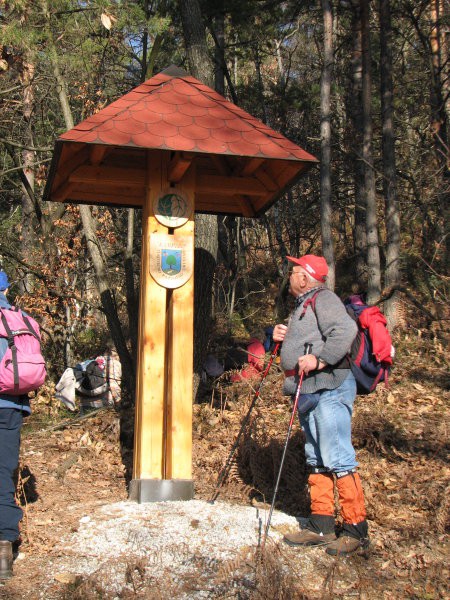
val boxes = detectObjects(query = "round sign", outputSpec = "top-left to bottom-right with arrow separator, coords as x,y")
153,188 -> 193,228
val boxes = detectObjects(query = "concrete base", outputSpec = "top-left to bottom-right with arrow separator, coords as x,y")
129,479 -> 194,503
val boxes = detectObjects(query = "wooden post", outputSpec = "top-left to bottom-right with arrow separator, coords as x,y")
129,150 -> 195,502
165,175 -> 195,481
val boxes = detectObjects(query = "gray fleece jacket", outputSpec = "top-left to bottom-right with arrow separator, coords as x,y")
280,287 -> 357,395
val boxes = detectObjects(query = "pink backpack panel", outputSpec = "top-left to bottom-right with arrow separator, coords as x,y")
0,307 -> 47,395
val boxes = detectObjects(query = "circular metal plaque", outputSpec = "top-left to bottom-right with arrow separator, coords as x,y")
153,188 -> 193,228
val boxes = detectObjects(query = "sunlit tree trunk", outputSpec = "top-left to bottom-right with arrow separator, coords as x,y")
379,0 -> 401,329
349,1 -> 366,285
430,0 -> 450,266
320,0 -> 335,290
125,209 -> 138,362
19,53 -> 36,294
361,0 -> 381,303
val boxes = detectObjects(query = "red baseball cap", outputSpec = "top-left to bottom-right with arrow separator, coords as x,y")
287,254 -> 328,282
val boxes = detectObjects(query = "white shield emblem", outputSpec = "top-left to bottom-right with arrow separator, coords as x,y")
150,233 -> 194,289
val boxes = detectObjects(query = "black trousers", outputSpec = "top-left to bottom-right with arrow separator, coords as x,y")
0,408 -> 23,541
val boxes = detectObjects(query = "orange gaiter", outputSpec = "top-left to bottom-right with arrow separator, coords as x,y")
308,473 -> 335,516
336,472 -> 367,524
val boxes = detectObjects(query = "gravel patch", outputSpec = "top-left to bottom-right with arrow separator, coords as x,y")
45,499 -> 299,598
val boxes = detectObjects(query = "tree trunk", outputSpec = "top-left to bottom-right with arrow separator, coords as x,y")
320,0 -> 335,290
179,0 -> 218,397
78,205 -> 134,389
125,209 -> 138,361
379,0 -> 401,329
429,0 -> 450,266
214,6 -> 225,95
350,1 -> 366,285
361,0 -> 381,303
193,213 -> 218,388
254,46 -> 268,124
19,53 -> 36,294
180,0 -> 215,88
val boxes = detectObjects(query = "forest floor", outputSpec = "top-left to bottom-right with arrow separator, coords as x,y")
0,332 -> 448,599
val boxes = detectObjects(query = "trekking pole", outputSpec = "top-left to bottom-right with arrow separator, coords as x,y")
208,342 -> 280,504
261,342 -> 312,550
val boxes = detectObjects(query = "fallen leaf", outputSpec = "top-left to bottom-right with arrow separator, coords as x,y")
54,572 -> 81,584
101,13 -> 112,30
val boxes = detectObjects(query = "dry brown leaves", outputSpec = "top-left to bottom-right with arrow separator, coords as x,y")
5,330 -> 448,599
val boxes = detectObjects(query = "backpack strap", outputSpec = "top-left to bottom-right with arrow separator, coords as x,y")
0,310 -> 20,393
369,366 -> 386,392
299,288 -> 326,321
299,290 -> 352,370
20,313 -> 40,341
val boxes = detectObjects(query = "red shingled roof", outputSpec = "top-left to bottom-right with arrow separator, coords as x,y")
44,67 -> 318,216
59,68 -> 316,162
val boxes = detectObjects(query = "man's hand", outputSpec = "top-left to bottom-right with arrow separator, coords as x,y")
298,354 -> 326,375
273,324 -> 288,342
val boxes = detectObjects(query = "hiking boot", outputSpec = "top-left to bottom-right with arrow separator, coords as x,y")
284,529 -> 336,547
0,541 -> 13,580
325,534 -> 370,556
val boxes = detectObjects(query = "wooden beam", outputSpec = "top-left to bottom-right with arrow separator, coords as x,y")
267,161 -> 299,187
193,195 -> 249,215
69,165 -> 146,187
64,191 -> 143,208
52,144 -> 90,190
168,152 -> 194,183
196,173 -> 268,196
254,166 -> 279,192
211,154 -> 231,175
51,181 -> 76,203
236,157 -> 264,176
89,145 -> 109,166
51,180 -> 144,206
235,196 -> 255,217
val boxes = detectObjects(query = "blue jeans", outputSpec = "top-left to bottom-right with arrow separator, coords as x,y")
0,408 -> 23,541
298,372 -> 357,473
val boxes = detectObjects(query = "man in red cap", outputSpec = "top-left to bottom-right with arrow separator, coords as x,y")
272,254 -> 370,556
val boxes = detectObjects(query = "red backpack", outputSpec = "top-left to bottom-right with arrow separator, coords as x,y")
343,295 -> 394,394
0,307 -> 47,395
303,291 -> 394,394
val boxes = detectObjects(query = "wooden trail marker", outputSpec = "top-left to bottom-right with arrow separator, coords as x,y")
43,66 -> 317,502
129,151 -> 195,501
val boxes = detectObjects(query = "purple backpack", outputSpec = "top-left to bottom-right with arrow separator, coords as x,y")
0,307 -> 47,395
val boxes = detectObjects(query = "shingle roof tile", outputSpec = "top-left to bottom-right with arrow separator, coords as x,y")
162,112 -> 193,127
210,126 -> 243,143
177,102 -> 211,118
196,137 -> 228,154
56,69 -> 317,162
